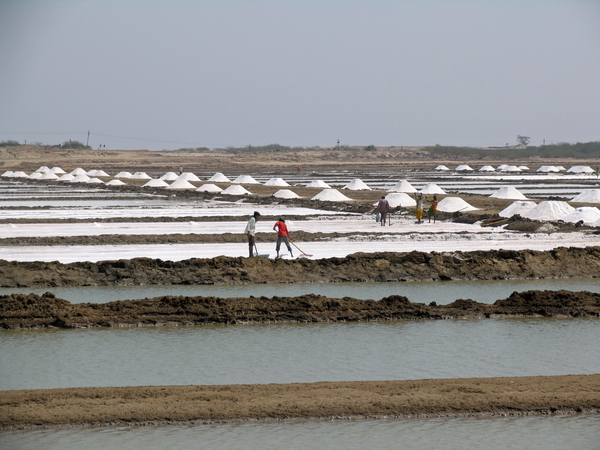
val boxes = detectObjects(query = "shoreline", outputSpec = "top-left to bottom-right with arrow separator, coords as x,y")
2,375 -> 599,430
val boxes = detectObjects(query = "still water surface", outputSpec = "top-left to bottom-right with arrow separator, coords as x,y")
2,278 -> 598,304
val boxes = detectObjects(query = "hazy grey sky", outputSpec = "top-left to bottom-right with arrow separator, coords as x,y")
1,0 -> 599,150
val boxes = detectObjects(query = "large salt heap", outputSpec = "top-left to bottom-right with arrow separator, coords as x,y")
489,186 -> 527,200
208,173 -> 231,183
571,189 -> 600,204
70,174 -> 91,183
342,179 -> 371,190
143,179 -> 169,188
273,189 -> 300,199
106,179 -> 126,186
70,168 -> 87,176
196,184 -> 223,193
384,193 -> 416,208
1,171 -> 14,177
166,179 -> 196,190
50,167 -> 66,174
388,180 -> 416,193
232,175 -> 260,184
57,173 -> 75,182
306,180 -> 331,188
160,172 -> 179,181
28,172 -> 43,179
264,177 -> 290,187
455,165 -> 473,171
131,172 -> 151,180
222,185 -> 252,195
311,189 -> 352,201
437,197 -> 477,212
566,165 -> 595,174
537,166 -> 559,173
500,165 -> 521,172
434,165 -> 450,171
115,172 -> 133,178
499,201 -> 537,218
39,171 -> 59,180
523,201 -> 575,221
420,183 -> 446,195
177,173 -> 201,182
479,165 -> 495,172
562,207 -> 600,224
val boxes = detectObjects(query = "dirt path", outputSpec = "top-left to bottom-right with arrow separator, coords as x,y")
1,375 -> 598,429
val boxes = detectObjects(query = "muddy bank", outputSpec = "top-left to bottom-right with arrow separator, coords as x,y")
1,247 -> 599,288
1,290 -> 599,330
1,375 -> 598,429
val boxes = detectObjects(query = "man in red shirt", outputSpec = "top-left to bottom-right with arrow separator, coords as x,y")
273,217 -> 294,258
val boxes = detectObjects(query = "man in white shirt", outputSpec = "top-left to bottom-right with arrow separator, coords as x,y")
244,211 -> 261,257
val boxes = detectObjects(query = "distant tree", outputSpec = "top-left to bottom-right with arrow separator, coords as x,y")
0,140 -> 22,147
364,145 -> 376,151
516,135 -> 531,146
56,140 -> 90,149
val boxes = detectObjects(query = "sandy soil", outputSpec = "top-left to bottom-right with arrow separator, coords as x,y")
1,375 -> 598,429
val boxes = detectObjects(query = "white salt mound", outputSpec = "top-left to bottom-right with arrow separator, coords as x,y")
232,175 -> 259,184
566,165 -> 594,174
131,172 -> 151,179
264,177 -> 290,187
160,172 -> 179,181
562,207 -> 600,224
166,179 -> 196,190
12,171 -> 29,178
88,170 -> 109,177
420,183 -> 446,194
177,172 -> 201,182
523,201 -> 575,221
434,165 -> 450,171
384,193 -> 416,208
311,189 -> 352,201
306,180 -> 331,188
499,201 -> 537,218
106,180 -> 126,186
501,165 -> 521,172
86,178 -> 104,184
537,166 -> 559,173
571,189 -> 600,204
70,168 -> 87,176
1,171 -> 14,177
437,197 -> 477,212
479,165 -> 495,172
497,164 -> 508,170
28,172 -> 43,179
208,173 -> 231,183
455,165 -> 473,171
490,186 -> 527,200
196,184 -> 223,193
34,166 -> 50,173
518,166 -> 529,171
115,172 -> 133,178
70,174 -> 91,183
273,189 -> 300,199
50,167 -> 66,174
222,185 -> 252,195
343,179 -> 371,190
57,173 -> 75,182
39,172 -> 59,180
388,180 -> 416,193
143,179 -> 169,187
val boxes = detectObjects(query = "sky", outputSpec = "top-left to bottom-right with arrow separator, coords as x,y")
1,0 -> 599,150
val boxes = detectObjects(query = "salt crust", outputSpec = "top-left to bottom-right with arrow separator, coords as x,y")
222,185 -> 252,195
490,186 -> 527,200
499,201 -> 537,218
196,184 -> 223,193
143,179 -> 169,187
232,175 -> 260,184
523,201 -> 575,221
437,197 -> 477,212
311,189 -> 352,201
166,179 -> 196,190
306,180 -> 331,188
571,189 -> 600,204
273,189 -> 300,199
264,178 -> 290,187
562,207 -> 600,224
387,180 -> 416,193
343,179 -> 371,190
420,183 -> 446,194
208,173 -> 231,183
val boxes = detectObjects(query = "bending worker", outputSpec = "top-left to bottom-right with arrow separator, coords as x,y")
273,217 -> 293,258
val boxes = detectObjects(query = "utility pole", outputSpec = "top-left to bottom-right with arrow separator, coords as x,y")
86,130 -> 90,148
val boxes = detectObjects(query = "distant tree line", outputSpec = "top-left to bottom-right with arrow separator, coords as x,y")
0,140 -> 91,149
425,141 -> 600,159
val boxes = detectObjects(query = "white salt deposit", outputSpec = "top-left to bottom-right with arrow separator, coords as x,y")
160,172 -> 179,181
537,166 -> 559,173
264,177 -> 290,187
28,172 -> 43,179
1,171 -> 14,177
555,166 -> 566,171
166,179 -> 196,190
489,186 -> 528,200
273,189 -> 300,199
479,166 -> 495,172
50,167 -> 66,174
384,193 -> 416,208
455,165 -> 473,171
57,173 -> 75,182
387,180 -> 416,193
499,201 -> 538,218
434,165 -> 450,171
420,183 -> 446,194
497,164 -> 508,170
437,197 -> 477,212
523,201 -> 575,221
39,172 -> 59,180
208,173 -> 231,183
131,172 -> 152,180
567,165 -> 595,174
34,166 -> 50,173
562,207 -> 600,224
86,178 -> 104,184
571,189 -> 600,204
518,166 -> 530,171
196,184 -> 223,193
177,172 -> 201,182
143,179 -> 169,188
86,170 -> 99,176
500,165 -> 521,172
115,172 -> 133,178
93,170 -> 109,177
106,180 -> 126,186
311,189 -> 352,201
306,180 -> 331,188
222,185 -> 252,195
342,179 -> 371,190
232,175 -> 260,184
70,174 -> 91,183
12,171 -> 29,178
70,168 -> 87,176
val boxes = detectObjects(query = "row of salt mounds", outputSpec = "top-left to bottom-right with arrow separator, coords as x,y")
196,183 -> 223,193
388,180 -> 416,193
106,179 -> 126,186
571,189 -> 600,203
311,189 -> 352,201
567,165 -> 595,174
499,201 -> 537,218
420,183 -> 446,194
537,165 -> 560,173
273,189 -> 300,199
131,172 -> 151,180
489,186 -> 527,200
434,165 -> 450,171
479,165 -> 495,172
143,179 -> 169,188
523,201 -> 575,221
208,172 -> 231,183
70,174 -> 91,183
264,177 -> 290,187
306,180 -> 330,188
115,171 -> 133,178
343,179 -> 371,190
87,169 -> 109,177
177,172 -> 201,182
233,175 -> 259,184
562,207 -> 600,224
160,172 -> 179,181
222,185 -> 251,195
166,179 -> 196,190
455,165 -> 473,171
437,197 -> 477,212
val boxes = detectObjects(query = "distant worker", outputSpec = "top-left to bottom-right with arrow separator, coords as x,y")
428,195 -> 439,224
179,166 -> 183,175
377,195 -> 391,226
244,211 -> 261,257
273,217 -> 293,258
414,192 -> 424,224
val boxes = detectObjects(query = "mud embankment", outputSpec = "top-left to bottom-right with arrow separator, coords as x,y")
2,375 -> 599,430
1,247 -> 599,288
1,290 -> 599,330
